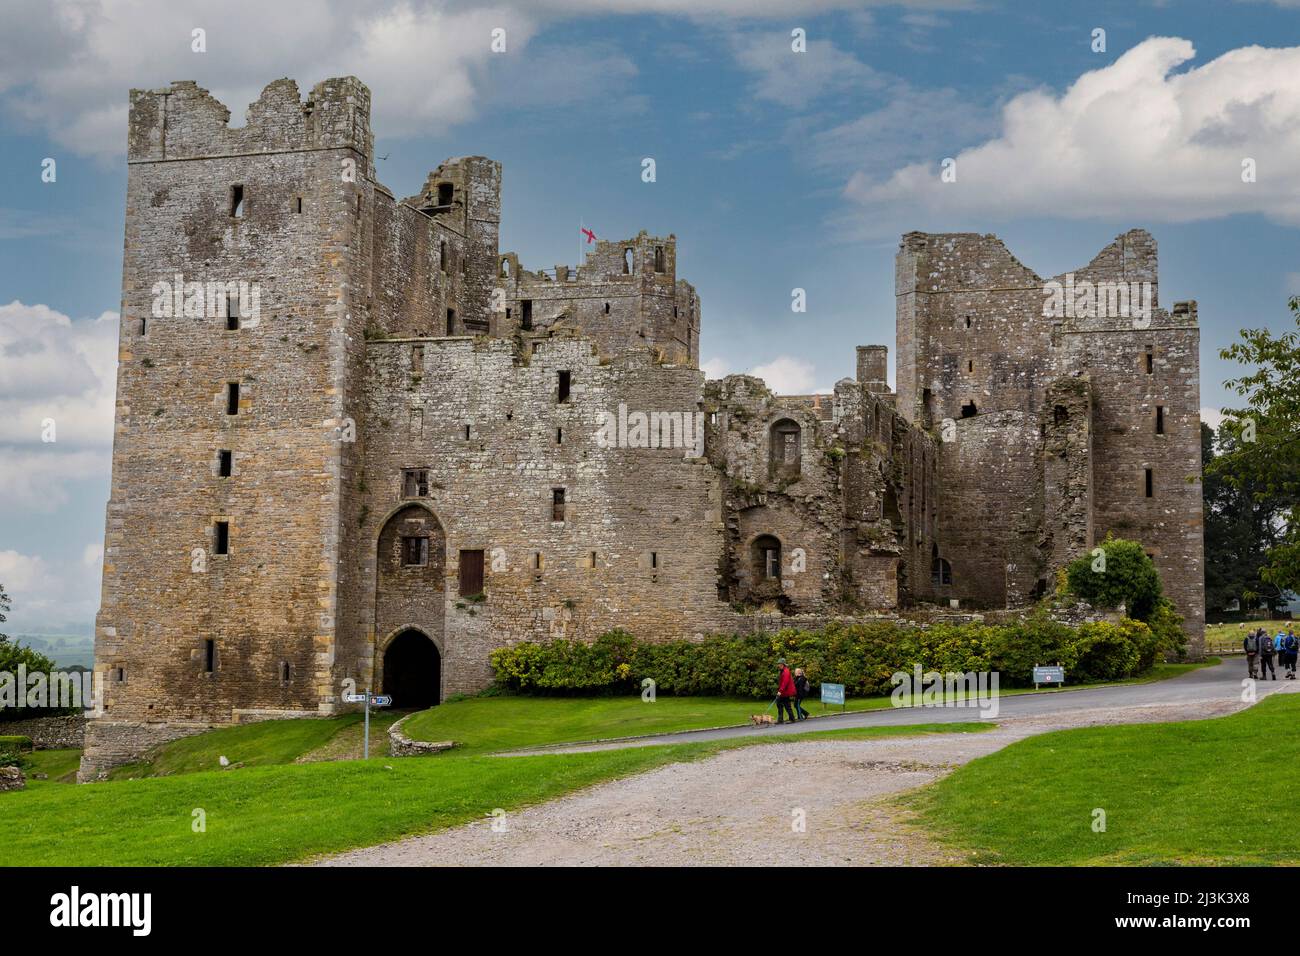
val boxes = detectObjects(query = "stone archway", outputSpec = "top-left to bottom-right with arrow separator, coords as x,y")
382,629 -> 442,708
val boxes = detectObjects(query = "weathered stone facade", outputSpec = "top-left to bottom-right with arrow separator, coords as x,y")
81,77 -> 1204,779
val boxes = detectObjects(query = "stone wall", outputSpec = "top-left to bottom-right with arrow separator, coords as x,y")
1,714 -> 85,750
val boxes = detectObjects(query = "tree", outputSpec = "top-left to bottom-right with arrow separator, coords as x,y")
0,582 -> 9,644
1202,423 -> 1287,614
1212,298 -> 1300,592
1065,534 -> 1163,621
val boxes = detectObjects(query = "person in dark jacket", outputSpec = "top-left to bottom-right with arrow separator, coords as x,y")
793,668 -> 810,720
1260,629 -> 1278,680
1284,629 -> 1298,679
1244,629 -> 1261,679
776,659 -> 798,724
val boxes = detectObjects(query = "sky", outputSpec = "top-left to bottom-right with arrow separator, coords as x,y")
1,0 -> 1299,632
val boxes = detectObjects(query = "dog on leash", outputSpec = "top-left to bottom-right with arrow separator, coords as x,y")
749,714 -> 775,726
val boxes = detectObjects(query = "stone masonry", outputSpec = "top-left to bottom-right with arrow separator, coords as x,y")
79,77 -> 1205,779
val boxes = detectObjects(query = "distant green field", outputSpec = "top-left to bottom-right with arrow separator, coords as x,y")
9,633 -> 94,669
914,690 -> 1300,865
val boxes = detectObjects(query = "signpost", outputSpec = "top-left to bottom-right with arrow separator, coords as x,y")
820,682 -> 846,712
345,690 -> 392,759
1032,666 -> 1066,690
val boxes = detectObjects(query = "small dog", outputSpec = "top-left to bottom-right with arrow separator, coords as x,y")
749,714 -> 775,726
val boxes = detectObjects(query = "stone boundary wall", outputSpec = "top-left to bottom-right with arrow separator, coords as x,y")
387,714 -> 455,756
0,714 -> 86,749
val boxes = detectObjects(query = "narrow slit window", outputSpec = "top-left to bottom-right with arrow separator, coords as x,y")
230,185 -> 244,218
556,427 -> 563,444
294,196 -> 303,214
521,300 -> 533,330
557,370 -> 571,403
465,423 -> 471,440
281,662 -> 291,682
213,520 -> 229,555
204,639 -> 216,673
552,488 -> 566,522
447,309 -> 456,335
1145,468 -> 1154,498
533,552 -> 543,571
1156,406 -> 1165,435
226,382 -> 241,415
226,294 -> 239,331
1145,350 -> 1154,374
650,551 -> 659,570
218,450 -> 232,477
139,317 -> 147,336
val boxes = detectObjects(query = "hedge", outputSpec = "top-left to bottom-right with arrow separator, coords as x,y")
489,615 -> 1177,699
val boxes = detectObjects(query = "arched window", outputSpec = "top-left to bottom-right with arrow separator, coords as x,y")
769,419 -> 801,478
500,258 -> 511,278
654,246 -> 665,272
931,555 -> 953,587
623,248 -> 634,274
753,535 -> 782,581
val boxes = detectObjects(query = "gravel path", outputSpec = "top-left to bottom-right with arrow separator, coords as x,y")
312,675 -> 1291,867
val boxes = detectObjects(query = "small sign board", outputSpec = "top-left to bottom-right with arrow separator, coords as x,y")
369,695 -> 393,707
1033,666 -> 1065,687
820,682 -> 846,708
343,693 -> 368,703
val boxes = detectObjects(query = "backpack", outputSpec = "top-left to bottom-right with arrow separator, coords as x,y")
1244,633 -> 1259,653
1285,634 -> 1298,653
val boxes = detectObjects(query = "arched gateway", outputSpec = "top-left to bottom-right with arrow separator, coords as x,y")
374,504 -> 447,707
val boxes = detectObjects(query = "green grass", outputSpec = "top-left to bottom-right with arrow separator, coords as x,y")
403,661 -> 1217,754
20,749 -> 82,787
0,722 -> 985,866
914,690 -> 1300,865
109,714 -> 370,779
1205,619 -> 1289,653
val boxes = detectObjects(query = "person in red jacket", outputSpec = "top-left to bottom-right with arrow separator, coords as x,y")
776,659 -> 798,724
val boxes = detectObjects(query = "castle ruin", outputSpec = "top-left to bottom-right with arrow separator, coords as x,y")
79,77 -> 1204,779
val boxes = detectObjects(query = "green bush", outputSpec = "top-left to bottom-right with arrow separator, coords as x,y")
1065,534 -> 1163,621
0,734 -> 34,768
489,615 -> 1171,699
0,640 -> 80,722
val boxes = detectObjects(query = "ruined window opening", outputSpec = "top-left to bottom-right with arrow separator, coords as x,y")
226,294 -> 240,331
754,535 -> 781,581
225,382 -> 240,415
411,344 -> 424,374
401,536 -> 429,567
964,315 -> 972,329
506,410 -> 513,422
604,302 -> 610,314
409,408 -> 423,437
589,551 -> 598,569
1053,404 -> 1068,425
280,662 -> 291,682
230,185 -> 244,218
402,469 -> 429,498
960,400 -> 978,418
218,450 -> 233,477
213,520 -> 229,556
623,248 -> 634,274
437,182 -> 453,207
557,370 -> 571,403
552,488 -> 566,522
922,388 -> 934,425
533,552 -> 544,571
464,423 -> 471,440
654,246 -> 665,272
769,419 -> 802,478
930,556 -> 953,587
650,551 -> 659,570
1031,578 -> 1048,600
446,309 -> 456,335
500,258 -> 510,278
1156,406 -> 1165,434
458,549 -> 485,597
1145,468 -> 1154,498
1145,350 -> 1154,373
355,194 -> 362,219
139,317 -> 147,336
967,360 -> 974,373
204,639 -> 216,673
114,667 -> 125,683
521,300 -> 533,330
294,196 -> 303,214
556,427 -> 563,444
440,241 -> 447,272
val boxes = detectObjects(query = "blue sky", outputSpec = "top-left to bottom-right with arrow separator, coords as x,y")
1,0 -> 1299,631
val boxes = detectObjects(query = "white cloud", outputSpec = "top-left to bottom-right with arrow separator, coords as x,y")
1201,407 -> 1225,431
729,30 -> 882,108
0,548 -> 102,629
848,37 -> 1300,226
749,356 -> 824,394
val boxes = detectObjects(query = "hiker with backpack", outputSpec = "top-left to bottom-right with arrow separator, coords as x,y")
793,667 -> 810,721
1283,629 -> 1298,679
776,659 -> 798,725
1260,629 -> 1278,680
1244,629 -> 1261,679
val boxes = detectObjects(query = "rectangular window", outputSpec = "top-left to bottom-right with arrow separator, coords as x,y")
226,382 -> 240,415
230,185 -> 244,218
139,317 -> 147,336
1145,350 -> 1154,374
465,424 -> 471,440
409,408 -> 423,437
458,549 -> 485,597
446,309 -> 456,335
1156,406 -> 1165,435
401,536 -> 429,567
650,551 -> 659,570
556,427 -> 563,444
533,552 -> 544,571
521,300 -> 533,330
213,520 -> 229,555
1145,468 -> 1154,498
411,344 -> 424,375
294,197 -> 303,214
402,469 -> 429,497
204,639 -> 216,673
281,661 -> 291,682
218,450 -> 233,477
226,293 -> 239,331
558,370 -> 571,403
589,551 -> 598,569
552,488 -> 566,522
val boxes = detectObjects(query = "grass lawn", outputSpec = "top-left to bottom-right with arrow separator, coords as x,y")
1205,619 -> 1292,653
20,748 -> 82,787
109,712 -> 394,780
0,722 -> 984,866
403,660 -> 1217,754
913,690 -> 1300,865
